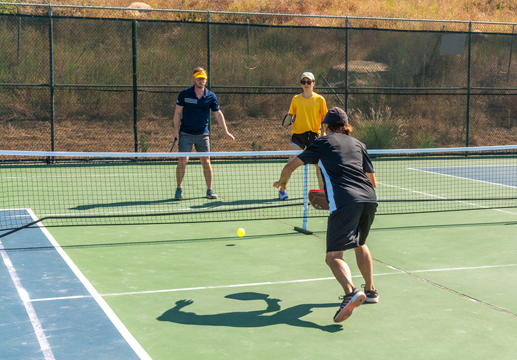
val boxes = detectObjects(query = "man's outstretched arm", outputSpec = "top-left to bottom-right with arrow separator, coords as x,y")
273,157 -> 304,191
213,110 -> 235,141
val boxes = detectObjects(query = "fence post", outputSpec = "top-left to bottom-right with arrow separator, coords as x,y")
345,17 -> 349,112
17,17 -> 21,59
508,24 -> 514,82
49,7 -> 55,153
132,20 -> 138,153
466,22 -> 472,147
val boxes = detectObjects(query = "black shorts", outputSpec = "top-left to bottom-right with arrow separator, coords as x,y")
290,131 -> 319,150
326,202 -> 377,252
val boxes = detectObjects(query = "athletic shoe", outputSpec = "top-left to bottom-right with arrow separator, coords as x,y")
175,187 -> 183,200
278,190 -> 289,200
361,284 -> 379,303
206,189 -> 218,199
333,289 -> 366,323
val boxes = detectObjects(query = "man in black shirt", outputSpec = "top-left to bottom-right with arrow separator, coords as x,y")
273,107 -> 378,323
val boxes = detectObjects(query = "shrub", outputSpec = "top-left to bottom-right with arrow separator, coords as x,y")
352,107 -> 400,149
140,132 -> 150,152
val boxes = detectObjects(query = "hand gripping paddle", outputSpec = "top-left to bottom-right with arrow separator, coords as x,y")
308,189 -> 329,211
282,113 -> 296,128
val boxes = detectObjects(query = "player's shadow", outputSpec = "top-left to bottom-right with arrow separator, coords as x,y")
157,292 -> 342,333
189,197 -> 303,209
69,197 -> 302,211
70,198 -> 177,211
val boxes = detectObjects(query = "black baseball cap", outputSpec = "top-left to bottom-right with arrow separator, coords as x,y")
323,107 -> 349,126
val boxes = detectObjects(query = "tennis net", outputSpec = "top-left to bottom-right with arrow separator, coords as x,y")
1,145 -> 516,232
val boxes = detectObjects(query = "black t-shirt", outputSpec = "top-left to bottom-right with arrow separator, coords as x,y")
297,132 -> 377,214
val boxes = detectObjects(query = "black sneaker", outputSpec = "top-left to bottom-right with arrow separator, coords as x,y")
362,284 -> 379,303
333,289 -> 366,323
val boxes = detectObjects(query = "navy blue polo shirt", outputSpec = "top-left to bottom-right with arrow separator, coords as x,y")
297,133 -> 377,214
176,86 -> 220,135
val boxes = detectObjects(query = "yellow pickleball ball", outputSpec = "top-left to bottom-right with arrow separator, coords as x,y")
237,228 -> 245,237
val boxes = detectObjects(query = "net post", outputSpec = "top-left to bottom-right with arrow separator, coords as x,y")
294,164 -> 313,235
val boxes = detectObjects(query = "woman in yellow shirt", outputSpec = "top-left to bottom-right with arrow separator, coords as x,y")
279,72 -> 328,200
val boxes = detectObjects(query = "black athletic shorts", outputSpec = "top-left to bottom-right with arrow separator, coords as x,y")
290,131 -> 319,150
326,202 -> 377,252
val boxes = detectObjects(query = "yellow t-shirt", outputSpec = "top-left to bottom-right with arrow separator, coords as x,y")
288,93 -> 328,135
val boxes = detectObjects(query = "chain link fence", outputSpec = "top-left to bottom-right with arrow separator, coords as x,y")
1,4 -> 517,153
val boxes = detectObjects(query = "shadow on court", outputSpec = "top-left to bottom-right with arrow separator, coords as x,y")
68,197 -> 303,211
189,197 -> 303,209
157,292 -> 342,333
70,198 -> 177,210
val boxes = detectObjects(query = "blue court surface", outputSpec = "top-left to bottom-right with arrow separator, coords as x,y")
411,165 -> 517,188
0,210 -> 150,360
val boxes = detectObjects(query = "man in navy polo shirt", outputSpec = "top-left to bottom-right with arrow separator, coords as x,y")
173,67 -> 234,200
273,107 -> 379,323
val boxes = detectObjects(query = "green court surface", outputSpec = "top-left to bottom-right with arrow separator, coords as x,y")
43,208 -> 517,360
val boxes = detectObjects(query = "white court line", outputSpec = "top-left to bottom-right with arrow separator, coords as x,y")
378,182 -> 517,216
28,263 -> 517,302
24,209 -> 152,360
0,241 -> 55,360
378,164 -> 517,215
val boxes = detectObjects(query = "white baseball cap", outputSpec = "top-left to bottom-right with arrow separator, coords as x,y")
300,72 -> 315,81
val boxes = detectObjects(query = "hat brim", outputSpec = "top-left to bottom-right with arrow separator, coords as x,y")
324,121 -> 347,126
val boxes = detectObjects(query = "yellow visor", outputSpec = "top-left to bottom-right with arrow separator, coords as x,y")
194,71 -> 207,79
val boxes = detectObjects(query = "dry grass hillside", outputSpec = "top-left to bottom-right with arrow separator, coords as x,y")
7,0 -> 517,25
2,0 -> 517,152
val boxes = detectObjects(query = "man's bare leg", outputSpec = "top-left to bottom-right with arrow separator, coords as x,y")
354,244 -> 375,291
200,157 -> 213,190
326,250 -> 366,322
176,157 -> 189,188
325,251 -> 355,295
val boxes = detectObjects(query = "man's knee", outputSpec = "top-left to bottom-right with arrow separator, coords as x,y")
200,158 -> 211,168
178,158 -> 189,168
354,244 -> 369,254
325,251 -> 343,266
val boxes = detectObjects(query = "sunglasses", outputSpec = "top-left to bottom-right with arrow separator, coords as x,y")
300,80 -> 314,85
